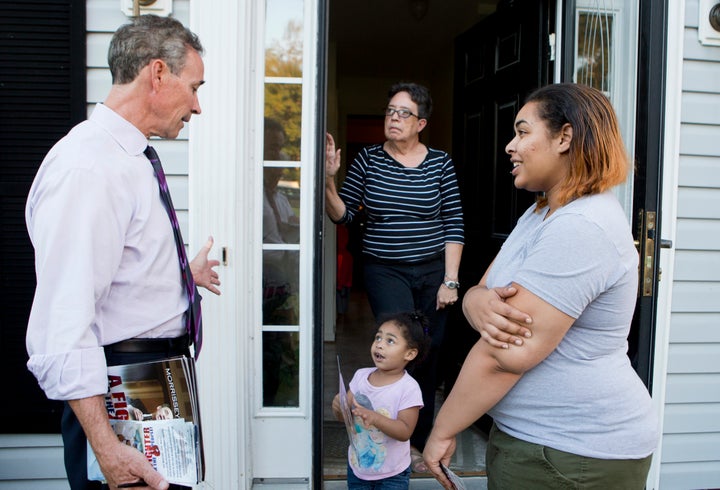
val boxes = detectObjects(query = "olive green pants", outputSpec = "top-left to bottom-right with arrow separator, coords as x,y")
487,424 -> 653,490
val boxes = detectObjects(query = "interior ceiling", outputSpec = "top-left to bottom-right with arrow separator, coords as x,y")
329,0 -> 499,79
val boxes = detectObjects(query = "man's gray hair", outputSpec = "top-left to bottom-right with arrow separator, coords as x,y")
108,15 -> 204,84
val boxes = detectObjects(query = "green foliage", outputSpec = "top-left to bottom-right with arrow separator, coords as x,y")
265,20 -> 303,161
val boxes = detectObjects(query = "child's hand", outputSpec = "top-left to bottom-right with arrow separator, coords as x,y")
331,393 -> 345,422
351,400 -> 377,428
332,391 -> 355,422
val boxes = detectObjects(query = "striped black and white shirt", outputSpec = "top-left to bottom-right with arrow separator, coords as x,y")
336,144 -> 464,263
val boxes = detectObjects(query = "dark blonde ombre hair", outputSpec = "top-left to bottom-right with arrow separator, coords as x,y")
525,83 -> 630,210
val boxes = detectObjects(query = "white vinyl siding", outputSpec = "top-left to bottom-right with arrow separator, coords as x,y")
658,1 -> 720,488
0,435 -> 67,489
86,0 -> 192,241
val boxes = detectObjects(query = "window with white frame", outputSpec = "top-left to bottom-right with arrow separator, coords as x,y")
261,0 -> 305,408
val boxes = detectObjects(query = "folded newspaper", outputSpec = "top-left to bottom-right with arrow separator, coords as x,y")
87,356 -> 203,486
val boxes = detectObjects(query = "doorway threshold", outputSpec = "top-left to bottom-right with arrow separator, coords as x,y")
252,478 -> 309,489
324,475 -> 488,489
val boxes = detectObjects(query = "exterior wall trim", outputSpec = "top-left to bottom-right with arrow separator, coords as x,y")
190,0 -> 254,487
647,0 -> 685,487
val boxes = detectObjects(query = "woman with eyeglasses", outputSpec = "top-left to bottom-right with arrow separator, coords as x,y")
325,82 -> 464,473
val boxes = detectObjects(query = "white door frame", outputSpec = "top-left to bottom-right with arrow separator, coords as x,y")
189,0 -> 254,487
646,1 -> 684,486
190,0 -> 321,486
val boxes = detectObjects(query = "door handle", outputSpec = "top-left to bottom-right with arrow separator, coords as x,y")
634,211 -> 674,297
633,238 -> 672,249
635,210 -> 668,297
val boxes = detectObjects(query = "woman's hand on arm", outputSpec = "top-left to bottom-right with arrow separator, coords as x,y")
324,133 -> 347,221
462,283 -> 533,348
486,282 -> 575,373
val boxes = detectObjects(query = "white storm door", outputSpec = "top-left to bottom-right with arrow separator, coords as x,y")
251,0 -> 320,482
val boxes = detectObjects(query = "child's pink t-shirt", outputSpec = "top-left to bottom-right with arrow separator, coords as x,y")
347,367 -> 423,480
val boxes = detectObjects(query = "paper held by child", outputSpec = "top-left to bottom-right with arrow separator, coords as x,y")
337,355 -> 360,455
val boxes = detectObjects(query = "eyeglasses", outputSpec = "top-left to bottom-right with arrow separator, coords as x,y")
384,107 -> 419,119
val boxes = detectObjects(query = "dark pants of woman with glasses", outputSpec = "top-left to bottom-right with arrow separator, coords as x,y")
363,254 -> 447,451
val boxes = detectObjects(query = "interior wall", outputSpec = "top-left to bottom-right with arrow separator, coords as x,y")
333,60 -> 452,156
327,0 -> 496,159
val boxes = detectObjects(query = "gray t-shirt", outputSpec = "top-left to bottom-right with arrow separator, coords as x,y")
486,191 -> 659,459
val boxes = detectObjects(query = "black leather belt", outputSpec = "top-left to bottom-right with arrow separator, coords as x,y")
364,250 -> 444,266
105,334 -> 190,354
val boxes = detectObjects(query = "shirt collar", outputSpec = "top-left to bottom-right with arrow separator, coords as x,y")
89,103 -> 148,157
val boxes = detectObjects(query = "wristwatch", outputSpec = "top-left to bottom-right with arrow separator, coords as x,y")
443,279 -> 460,289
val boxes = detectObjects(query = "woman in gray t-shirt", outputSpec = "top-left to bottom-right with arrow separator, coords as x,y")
424,83 -> 659,490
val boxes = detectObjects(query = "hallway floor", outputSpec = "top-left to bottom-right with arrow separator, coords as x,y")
322,289 -> 488,486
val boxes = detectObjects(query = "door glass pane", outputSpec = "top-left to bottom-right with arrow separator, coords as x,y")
573,0 -> 638,216
263,166 -> 301,244
262,331 -> 300,406
576,10 -> 614,93
262,249 -> 299,325
265,84 -> 303,160
265,0 -> 304,77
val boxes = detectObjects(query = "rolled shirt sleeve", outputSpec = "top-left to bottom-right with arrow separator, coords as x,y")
27,349 -> 109,400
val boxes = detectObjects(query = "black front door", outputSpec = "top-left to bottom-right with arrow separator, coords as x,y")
444,0 -> 665,395
441,0 -> 552,400
452,0 -> 552,281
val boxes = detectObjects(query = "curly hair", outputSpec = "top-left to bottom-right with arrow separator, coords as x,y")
376,311 -> 431,370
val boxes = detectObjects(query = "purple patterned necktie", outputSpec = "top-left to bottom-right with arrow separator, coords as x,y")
145,146 -> 203,359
